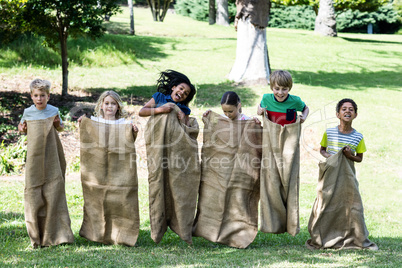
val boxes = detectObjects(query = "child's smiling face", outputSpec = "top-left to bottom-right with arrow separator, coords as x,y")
337,102 -> 357,122
101,95 -> 119,120
31,88 -> 50,110
171,83 -> 191,103
272,83 -> 290,102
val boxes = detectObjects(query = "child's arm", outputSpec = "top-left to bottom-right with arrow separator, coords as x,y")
343,146 -> 363,162
18,122 -> 27,134
203,109 -> 212,117
252,117 -> 261,125
139,98 -> 176,117
53,115 -> 64,132
299,105 -> 309,123
257,104 -> 265,115
320,146 -> 332,158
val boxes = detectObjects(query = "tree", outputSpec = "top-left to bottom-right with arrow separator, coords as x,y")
0,0 -> 27,42
128,0 -> 135,35
147,0 -> 172,21
209,0 -> 217,24
228,0 -> 271,85
216,0 -> 230,25
272,0 -> 387,36
315,0 -> 337,36
22,0 -> 120,96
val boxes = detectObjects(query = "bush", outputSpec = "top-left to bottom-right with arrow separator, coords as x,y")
0,136 -> 27,175
337,4 -> 401,33
175,0 -> 237,23
174,0 -> 400,34
268,4 -> 316,30
175,0 -> 209,21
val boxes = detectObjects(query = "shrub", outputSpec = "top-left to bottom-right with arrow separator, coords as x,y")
268,4 -> 316,30
337,4 -> 401,33
0,136 -> 27,175
175,0 -> 237,23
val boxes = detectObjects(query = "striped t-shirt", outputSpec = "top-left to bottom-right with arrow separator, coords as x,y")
320,126 -> 366,155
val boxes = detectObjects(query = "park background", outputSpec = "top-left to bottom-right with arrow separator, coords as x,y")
0,3 -> 401,267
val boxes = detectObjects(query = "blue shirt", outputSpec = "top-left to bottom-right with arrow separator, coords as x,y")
152,92 -> 191,115
21,104 -> 62,124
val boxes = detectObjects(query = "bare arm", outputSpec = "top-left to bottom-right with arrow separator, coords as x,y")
138,98 -> 176,117
53,115 -> 64,132
320,146 -> 331,158
300,105 -> 309,123
18,122 -> 27,134
257,104 -> 265,116
343,146 -> 363,162
203,109 -> 212,117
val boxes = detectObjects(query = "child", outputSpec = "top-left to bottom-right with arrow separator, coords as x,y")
19,79 -> 74,248
139,70 -> 196,126
306,98 -> 377,250
18,79 -> 63,133
320,98 -> 364,161
79,90 -> 139,246
203,91 -> 260,123
257,70 -> 309,126
78,90 -> 138,132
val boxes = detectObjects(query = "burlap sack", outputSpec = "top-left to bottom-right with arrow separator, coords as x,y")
259,116 -> 301,236
306,149 -> 378,250
145,105 -> 200,244
79,117 -> 139,246
24,115 -> 74,248
193,112 -> 262,248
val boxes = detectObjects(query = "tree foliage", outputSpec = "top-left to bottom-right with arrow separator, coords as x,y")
272,0 -> 388,13
21,0 -> 121,96
0,0 -> 28,42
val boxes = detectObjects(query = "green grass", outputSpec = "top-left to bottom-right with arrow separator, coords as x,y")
1,6 -> 402,267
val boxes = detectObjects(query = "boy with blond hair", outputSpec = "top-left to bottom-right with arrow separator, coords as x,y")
19,79 -> 74,248
257,70 -> 309,126
18,79 -> 63,133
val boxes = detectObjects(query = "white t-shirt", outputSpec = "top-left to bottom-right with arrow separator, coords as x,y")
20,104 -> 62,123
221,113 -> 251,121
90,116 -> 129,124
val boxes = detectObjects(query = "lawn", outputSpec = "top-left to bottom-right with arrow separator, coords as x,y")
0,6 -> 401,267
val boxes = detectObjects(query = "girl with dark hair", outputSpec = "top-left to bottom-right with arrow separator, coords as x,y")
203,91 -> 259,123
139,70 -> 196,126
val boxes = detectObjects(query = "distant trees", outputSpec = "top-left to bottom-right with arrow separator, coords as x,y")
273,0 -> 388,36
22,0 -> 121,96
147,0 -> 172,21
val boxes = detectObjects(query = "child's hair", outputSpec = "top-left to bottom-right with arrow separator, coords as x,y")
336,98 -> 358,113
269,70 -> 293,90
94,90 -> 126,119
30,79 -> 51,94
156,70 -> 196,107
221,91 -> 243,113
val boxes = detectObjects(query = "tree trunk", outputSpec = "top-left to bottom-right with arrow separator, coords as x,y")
128,0 -> 135,35
147,0 -> 171,22
216,0 -> 229,26
57,12 -> 69,96
209,0 -> 216,25
61,33 -> 69,96
147,0 -> 159,21
314,0 -> 337,37
228,18 -> 270,85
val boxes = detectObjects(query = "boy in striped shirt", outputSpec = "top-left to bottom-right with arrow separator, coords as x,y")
320,98 -> 365,162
